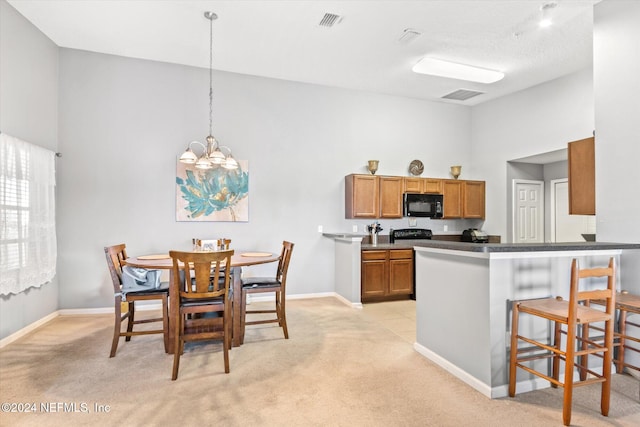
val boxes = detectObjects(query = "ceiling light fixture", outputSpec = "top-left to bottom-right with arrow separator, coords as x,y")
412,57 -> 505,84
179,11 -> 238,170
539,2 -> 557,28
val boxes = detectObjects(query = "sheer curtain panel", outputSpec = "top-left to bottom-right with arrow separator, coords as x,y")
0,132 -> 57,295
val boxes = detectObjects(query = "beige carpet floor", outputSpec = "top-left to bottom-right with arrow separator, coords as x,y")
0,297 -> 638,426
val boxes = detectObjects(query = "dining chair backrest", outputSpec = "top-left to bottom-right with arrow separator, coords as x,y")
276,241 -> 294,289
169,250 -> 234,300
105,243 -> 128,291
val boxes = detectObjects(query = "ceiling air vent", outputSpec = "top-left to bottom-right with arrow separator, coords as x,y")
319,13 -> 342,27
441,89 -> 484,101
398,28 -> 421,44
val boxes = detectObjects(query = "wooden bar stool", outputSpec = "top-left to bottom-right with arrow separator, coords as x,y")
613,291 -> 640,374
587,291 -> 640,374
508,258 -> 616,426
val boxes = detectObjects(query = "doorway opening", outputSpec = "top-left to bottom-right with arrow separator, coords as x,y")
507,148 -> 595,243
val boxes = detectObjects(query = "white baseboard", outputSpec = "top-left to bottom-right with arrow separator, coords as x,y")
0,310 -> 59,349
412,342 -> 621,399
413,342 -> 494,398
0,293 -> 346,349
331,292 -> 363,309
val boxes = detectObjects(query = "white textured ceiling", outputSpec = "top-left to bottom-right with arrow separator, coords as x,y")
7,0 -> 598,106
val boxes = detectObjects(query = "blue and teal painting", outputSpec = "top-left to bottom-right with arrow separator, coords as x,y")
176,160 -> 249,222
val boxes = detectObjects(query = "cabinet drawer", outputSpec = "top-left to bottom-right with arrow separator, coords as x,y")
389,249 -> 413,260
362,250 -> 387,261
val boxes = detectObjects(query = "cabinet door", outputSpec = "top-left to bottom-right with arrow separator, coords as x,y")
568,137 -> 595,215
424,179 -> 443,194
345,174 -> 379,218
388,250 -> 414,295
361,251 -> 388,299
442,180 -> 463,218
379,176 -> 403,218
463,181 -> 485,219
403,177 -> 423,193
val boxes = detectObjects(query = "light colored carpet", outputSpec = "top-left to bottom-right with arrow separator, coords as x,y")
0,297 -> 638,426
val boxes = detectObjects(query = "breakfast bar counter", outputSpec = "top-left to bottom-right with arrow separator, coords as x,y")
413,241 -> 640,399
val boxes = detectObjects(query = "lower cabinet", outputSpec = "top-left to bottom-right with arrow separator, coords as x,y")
361,249 -> 413,302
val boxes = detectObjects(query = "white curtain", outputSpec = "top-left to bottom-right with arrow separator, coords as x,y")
0,132 -> 57,295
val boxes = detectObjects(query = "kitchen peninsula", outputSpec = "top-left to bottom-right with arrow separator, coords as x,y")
324,233 -> 640,398
413,240 -> 640,399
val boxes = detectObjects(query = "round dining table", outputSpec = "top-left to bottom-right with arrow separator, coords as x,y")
124,251 -> 280,351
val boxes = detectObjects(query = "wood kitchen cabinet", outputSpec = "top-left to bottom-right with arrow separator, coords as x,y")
462,180 -> 486,219
403,177 -> 422,193
361,249 -> 413,302
379,176 -> 403,218
568,136 -> 595,215
443,179 -> 485,219
403,177 -> 442,194
345,174 -> 379,218
345,174 -> 402,219
442,180 -> 463,218
347,173 -> 484,220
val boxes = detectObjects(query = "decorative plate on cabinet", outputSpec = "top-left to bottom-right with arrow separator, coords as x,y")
409,160 -> 424,176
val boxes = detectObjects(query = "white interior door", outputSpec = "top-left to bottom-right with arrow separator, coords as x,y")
513,180 -> 544,243
550,179 -> 596,242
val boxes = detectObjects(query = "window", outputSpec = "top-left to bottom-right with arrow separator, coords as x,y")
0,133 -> 57,295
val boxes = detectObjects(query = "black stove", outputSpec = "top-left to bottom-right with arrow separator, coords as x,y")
389,228 -> 432,301
389,228 -> 432,243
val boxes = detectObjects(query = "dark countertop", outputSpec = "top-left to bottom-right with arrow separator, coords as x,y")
362,239 -> 640,253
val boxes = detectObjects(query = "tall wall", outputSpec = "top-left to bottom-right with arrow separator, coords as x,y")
593,0 -> 640,244
594,0 -> 640,308
471,68 -> 595,241
0,0 -> 59,339
56,48 -> 472,310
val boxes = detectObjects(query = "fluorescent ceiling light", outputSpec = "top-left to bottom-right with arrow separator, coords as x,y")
412,57 -> 505,84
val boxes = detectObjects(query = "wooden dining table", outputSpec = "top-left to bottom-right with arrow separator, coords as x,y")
123,250 -> 280,351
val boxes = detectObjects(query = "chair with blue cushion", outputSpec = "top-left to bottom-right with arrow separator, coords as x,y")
104,244 -> 169,357
240,241 -> 294,342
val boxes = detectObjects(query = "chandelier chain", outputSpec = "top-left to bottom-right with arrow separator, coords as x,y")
208,13 -> 214,138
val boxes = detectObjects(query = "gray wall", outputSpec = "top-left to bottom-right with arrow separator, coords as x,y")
0,0 -> 59,339
55,48 -> 472,310
594,1 -> 640,244
3,0 -> 640,340
471,68 -> 595,241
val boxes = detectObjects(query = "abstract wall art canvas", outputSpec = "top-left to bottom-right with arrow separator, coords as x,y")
176,160 -> 249,222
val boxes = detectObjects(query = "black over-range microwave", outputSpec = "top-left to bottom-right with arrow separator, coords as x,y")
403,193 -> 444,218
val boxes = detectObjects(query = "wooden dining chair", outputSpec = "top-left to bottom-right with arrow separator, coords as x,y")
169,249 -> 234,380
240,241 -> 294,342
508,257 -> 616,426
104,244 -> 169,357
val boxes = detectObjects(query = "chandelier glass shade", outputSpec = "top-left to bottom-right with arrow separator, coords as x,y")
179,11 -> 238,170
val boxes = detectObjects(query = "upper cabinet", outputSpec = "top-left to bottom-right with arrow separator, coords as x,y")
442,180 -> 463,218
346,174 -> 485,219
379,176 -> 403,218
403,177 -> 443,194
345,174 -> 379,218
442,179 -> 485,219
345,174 -> 403,219
463,180 -> 486,219
568,136 -> 595,215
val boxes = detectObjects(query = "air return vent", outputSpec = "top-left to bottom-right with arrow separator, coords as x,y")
398,28 -> 421,44
441,89 -> 484,101
319,13 -> 342,27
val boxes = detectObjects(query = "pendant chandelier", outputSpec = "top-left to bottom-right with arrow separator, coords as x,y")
179,11 -> 238,170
